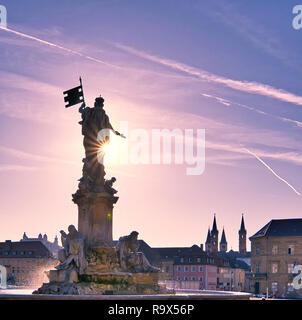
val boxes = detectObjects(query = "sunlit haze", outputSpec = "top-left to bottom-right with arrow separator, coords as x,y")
1,1 -> 302,252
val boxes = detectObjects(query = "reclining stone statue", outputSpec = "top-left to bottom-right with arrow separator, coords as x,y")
116,231 -> 160,273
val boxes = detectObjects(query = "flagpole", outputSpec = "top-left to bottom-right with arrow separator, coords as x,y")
79,76 -> 85,105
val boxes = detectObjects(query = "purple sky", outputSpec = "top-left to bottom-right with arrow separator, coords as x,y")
1,0 -> 302,251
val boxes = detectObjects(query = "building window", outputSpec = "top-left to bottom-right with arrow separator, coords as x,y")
288,283 -> 294,292
177,276 -> 181,281
288,245 -> 294,255
272,282 -> 278,292
197,258 -> 201,263
184,266 -> 189,272
165,266 -> 169,273
255,247 -> 260,255
188,258 -> 192,263
199,277 -> 203,282
288,263 -> 295,273
177,266 -> 181,272
184,276 -> 188,281
272,263 -> 278,273
191,276 -> 196,281
272,245 -> 278,255
191,266 -> 196,272
180,258 -> 184,263
255,263 -> 260,273
199,266 -> 203,272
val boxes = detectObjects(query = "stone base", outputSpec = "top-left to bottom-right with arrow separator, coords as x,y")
73,190 -> 118,248
48,269 -> 78,284
33,272 -> 172,295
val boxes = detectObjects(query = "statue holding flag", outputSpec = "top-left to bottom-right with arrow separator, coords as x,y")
34,77 -> 166,296
63,78 -> 125,193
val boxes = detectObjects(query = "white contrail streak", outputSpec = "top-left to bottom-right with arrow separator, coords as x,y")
0,26 -> 119,69
243,147 -> 301,196
201,93 -> 302,128
115,43 -> 302,106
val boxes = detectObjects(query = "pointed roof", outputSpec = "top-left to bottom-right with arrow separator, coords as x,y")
212,214 -> 218,232
220,228 -> 227,244
250,219 -> 302,239
239,214 -> 246,233
206,228 -> 211,243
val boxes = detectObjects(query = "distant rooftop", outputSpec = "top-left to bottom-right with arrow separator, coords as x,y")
0,240 -> 53,258
250,219 -> 302,239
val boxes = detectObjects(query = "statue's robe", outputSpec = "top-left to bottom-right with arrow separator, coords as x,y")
81,107 -> 114,184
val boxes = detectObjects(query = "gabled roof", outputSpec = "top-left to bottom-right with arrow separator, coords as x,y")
250,219 -> 302,239
0,240 -> 53,258
153,244 -> 203,260
216,252 -> 250,270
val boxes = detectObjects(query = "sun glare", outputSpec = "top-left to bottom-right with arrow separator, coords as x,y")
97,135 -> 124,166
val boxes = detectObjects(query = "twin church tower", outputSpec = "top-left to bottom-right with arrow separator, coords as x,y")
205,214 -> 247,255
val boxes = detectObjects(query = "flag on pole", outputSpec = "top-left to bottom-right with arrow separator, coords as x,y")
63,77 -> 85,108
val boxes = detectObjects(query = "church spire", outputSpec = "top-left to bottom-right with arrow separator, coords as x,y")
206,227 -> 211,243
239,214 -> 247,255
210,214 -> 218,253
212,214 -> 218,232
220,228 -> 227,244
220,227 -> 227,252
240,214 -> 246,232
205,227 -> 211,252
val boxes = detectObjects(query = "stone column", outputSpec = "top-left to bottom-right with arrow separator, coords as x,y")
73,191 -> 118,248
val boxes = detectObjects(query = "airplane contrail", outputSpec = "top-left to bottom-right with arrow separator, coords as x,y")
115,42 -> 302,106
201,93 -> 302,128
0,26 -> 119,69
243,147 -> 301,196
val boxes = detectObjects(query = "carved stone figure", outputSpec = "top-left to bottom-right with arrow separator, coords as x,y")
77,96 -> 125,190
104,177 -> 117,195
56,225 -> 86,274
116,231 -> 160,273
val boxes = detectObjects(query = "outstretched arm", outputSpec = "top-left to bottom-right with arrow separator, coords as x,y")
107,117 -> 126,138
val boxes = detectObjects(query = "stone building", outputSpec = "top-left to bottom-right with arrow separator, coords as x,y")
149,243 -> 250,292
215,253 -> 250,292
173,255 -> 217,290
0,240 -> 58,286
21,232 -> 61,258
152,245 -> 217,290
249,219 -> 302,298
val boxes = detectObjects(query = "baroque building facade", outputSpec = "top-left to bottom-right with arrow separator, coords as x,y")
249,219 -> 302,298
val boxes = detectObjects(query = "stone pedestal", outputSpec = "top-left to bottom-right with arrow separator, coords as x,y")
48,269 -> 78,283
73,191 -> 118,248
34,272 -> 170,296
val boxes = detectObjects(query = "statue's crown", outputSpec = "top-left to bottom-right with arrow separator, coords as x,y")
95,95 -> 104,104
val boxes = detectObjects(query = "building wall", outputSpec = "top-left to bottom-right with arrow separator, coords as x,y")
173,264 -> 217,290
250,236 -> 302,297
0,257 -> 57,286
159,259 -> 174,280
